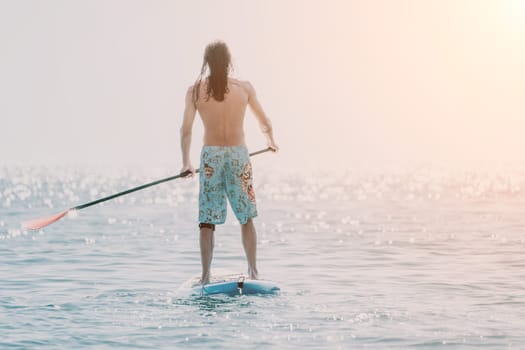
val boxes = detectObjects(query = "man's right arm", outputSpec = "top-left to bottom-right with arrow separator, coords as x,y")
245,81 -> 279,151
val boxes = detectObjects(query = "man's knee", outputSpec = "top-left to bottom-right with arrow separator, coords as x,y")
199,223 -> 216,231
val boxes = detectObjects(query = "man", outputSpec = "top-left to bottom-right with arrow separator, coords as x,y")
179,41 -> 278,284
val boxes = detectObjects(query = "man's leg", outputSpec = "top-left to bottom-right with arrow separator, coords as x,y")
241,219 -> 258,279
199,223 -> 215,284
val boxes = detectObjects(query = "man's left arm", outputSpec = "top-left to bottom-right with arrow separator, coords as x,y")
180,87 -> 197,175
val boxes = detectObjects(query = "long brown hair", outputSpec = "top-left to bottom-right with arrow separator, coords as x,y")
192,41 -> 232,104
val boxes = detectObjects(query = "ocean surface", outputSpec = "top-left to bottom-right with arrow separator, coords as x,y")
1,164 -> 525,349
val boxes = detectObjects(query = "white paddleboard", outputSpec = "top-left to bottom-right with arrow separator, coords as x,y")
179,273 -> 280,296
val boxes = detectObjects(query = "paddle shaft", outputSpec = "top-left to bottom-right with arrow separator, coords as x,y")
73,147 -> 273,211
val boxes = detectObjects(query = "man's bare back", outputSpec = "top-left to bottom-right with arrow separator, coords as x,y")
195,78 -> 249,146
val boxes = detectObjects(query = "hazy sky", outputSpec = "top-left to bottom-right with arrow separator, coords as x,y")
1,0 -> 524,170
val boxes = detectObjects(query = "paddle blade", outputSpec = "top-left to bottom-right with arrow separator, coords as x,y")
23,210 -> 69,230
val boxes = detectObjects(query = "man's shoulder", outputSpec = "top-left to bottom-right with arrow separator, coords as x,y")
230,79 -> 254,94
229,78 -> 249,86
185,82 -> 202,99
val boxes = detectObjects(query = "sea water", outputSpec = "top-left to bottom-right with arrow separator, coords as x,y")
1,165 -> 525,349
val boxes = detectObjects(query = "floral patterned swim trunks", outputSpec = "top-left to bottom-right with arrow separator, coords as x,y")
199,145 -> 257,225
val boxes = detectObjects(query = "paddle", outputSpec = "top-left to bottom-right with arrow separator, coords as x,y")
23,147 -> 274,230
